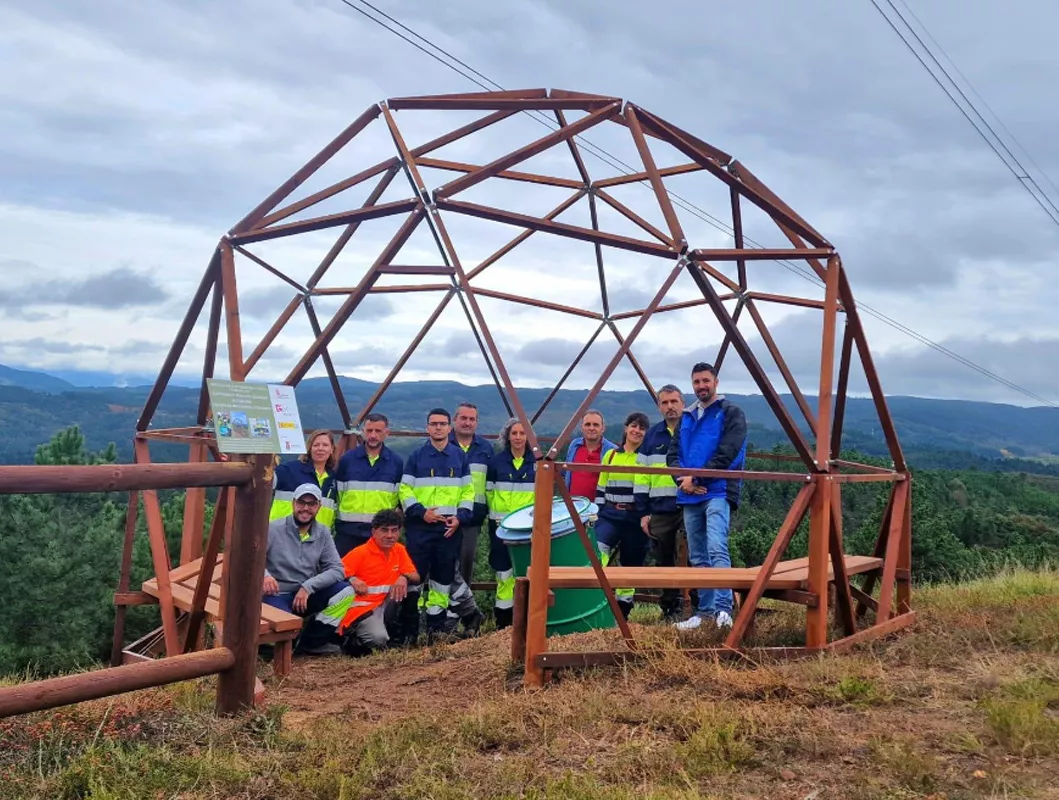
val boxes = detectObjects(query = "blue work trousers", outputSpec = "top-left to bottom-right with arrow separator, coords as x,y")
681,497 -> 733,616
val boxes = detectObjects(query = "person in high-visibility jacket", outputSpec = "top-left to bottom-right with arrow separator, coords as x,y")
594,412 -> 651,619
270,430 -> 338,531
334,413 -> 404,556
485,418 -> 536,629
640,385 -> 687,621
336,508 -> 420,657
445,402 -> 489,633
397,407 -> 475,642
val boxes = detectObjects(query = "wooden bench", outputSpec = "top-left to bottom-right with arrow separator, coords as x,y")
142,554 -> 303,677
547,555 -> 883,592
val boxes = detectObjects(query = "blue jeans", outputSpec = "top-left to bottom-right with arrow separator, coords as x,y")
682,497 -> 732,616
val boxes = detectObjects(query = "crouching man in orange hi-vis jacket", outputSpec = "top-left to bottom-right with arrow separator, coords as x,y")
337,508 -> 420,657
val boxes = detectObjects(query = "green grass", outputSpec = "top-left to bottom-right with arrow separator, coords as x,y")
3,568 -> 1059,798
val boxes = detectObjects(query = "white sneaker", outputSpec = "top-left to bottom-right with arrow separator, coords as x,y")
674,614 -> 705,630
715,611 -> 733,629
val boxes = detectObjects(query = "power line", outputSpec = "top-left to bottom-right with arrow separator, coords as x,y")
868,0 -> 1059,226
332,0 -> 1057,407
892,0 -> 1059,206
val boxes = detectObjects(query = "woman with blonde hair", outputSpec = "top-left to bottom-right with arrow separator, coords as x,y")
270,429 -> 339,530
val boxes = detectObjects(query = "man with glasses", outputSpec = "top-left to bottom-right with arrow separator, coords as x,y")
262,483 -> 350,654
396,408 -> 475,643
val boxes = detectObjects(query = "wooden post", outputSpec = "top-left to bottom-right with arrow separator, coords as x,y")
134,440 -> 181,657
180,441 -> 208,564
511,577 -> 529,664
216,455 -> 273,714
110,491 -> 140,666
806,474 -> 832,649
183,488 -> 229,653
829,483 -> 856,637
523,461 -> 555,688
897,474 -> 913,614
876,480 -> 908,623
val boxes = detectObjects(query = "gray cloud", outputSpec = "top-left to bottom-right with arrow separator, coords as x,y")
238,285 -> 396,322
1,267 -> 168,310
0,337 -> 106,355
3,0 -> 1059,406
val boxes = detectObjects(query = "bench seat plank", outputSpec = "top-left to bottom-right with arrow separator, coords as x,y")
547,556 -> 883,592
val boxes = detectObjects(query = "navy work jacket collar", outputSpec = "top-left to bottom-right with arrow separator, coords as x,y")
450,431 -> 490,452
351,442 -> 393,462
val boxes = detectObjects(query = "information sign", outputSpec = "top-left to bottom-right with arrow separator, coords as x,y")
206,380 -> 306,455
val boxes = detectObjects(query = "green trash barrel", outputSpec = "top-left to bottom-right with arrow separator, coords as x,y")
497,497 -> 616,636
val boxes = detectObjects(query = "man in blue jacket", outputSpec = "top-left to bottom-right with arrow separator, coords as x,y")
666,362 -> 747,630
445,402 -> 490,633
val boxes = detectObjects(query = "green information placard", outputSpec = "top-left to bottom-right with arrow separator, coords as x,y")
206,380 -> 306,455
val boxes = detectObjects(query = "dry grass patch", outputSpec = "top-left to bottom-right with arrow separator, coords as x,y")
4,568 -> 1059,798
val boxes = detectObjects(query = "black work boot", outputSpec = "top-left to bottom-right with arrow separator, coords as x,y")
493,607 -> 513,630
460,608 -> 484,636
426,614 -> 460,646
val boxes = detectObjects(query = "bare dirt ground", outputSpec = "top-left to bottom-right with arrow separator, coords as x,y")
270,629 -> 517,729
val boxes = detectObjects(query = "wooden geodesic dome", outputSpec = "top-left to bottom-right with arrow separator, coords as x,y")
125,88 -> 913,679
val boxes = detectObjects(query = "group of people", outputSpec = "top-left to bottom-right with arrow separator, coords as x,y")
261,360 -> 748,657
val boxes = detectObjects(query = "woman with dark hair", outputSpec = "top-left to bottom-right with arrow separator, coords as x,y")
484,418 -> 536,628
593,412 -> 651,619
270,429 -> 339,530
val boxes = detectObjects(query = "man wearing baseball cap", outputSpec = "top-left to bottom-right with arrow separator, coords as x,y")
263,482 -> 350,655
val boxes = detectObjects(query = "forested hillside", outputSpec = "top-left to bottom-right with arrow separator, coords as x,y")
1,370 -> 1058,466
2,426 -> 1057,676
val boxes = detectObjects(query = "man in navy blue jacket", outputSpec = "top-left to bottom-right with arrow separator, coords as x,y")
640,384 -> 687,621
666,362 -> 747,630
397,408 -> 475,642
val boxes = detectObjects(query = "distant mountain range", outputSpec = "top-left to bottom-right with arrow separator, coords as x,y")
1,363 -> 1057,467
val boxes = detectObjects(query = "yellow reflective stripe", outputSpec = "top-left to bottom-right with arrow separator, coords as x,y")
488,488 -> 535,520
337,511 -> 375,523
416,476 -> 465,488
426,581 -> 449,615
316,585 -> 355,626
339,488 -> 398,515
469,464 -> 488,503
337,480 -> 399,493
316,506 -> 335,529
495,570 -> 515,609
649,484 -> 678,497
270,498 -> 293,522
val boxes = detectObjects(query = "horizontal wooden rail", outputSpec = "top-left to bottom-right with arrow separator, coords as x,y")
557,461 -> 813,482
0,463 -> 254,495
556,462 -> 902,483
0,648 -> 235,718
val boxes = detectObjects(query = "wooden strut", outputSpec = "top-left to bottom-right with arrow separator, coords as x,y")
554,475 -> 636,647
110,490 -> 141,667
724,483 -> 815,649
134,440 -> 181,657
183,487 -> 230,653
104,90 -> 915,694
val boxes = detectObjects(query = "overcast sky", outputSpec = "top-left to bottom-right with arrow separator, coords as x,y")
2,0 -> 1058,407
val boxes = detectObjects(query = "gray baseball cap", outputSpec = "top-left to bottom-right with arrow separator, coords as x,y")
293,483 -> 323,502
